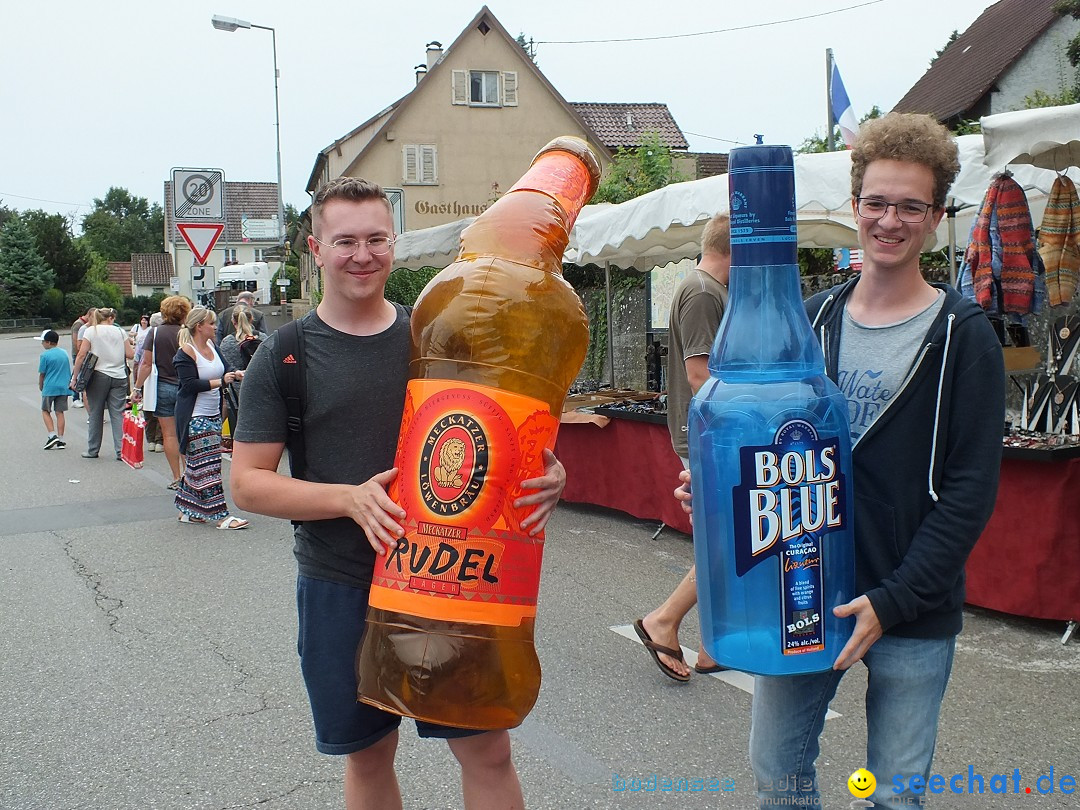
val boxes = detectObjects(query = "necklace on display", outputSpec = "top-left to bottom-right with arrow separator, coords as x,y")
1050,315 -> 1080,377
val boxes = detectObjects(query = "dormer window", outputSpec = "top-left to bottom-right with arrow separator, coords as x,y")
452,70 -> 518,108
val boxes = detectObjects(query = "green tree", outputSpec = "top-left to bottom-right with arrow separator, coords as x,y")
0,216 -> 55,317
516,33 -> 537,64
21,209 -> 92,292
931,29 -> 960,66
591,132 -> 685,204
80,187 -> 164,261
797,106 -> 883,154
385,267 -> 439,307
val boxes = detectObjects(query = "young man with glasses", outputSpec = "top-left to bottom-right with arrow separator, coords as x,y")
678,114 -> 1004,807
230,176 -> 564,809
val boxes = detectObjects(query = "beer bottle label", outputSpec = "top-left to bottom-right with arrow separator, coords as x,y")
731,420 -> 848,655
369,379 -> 558,626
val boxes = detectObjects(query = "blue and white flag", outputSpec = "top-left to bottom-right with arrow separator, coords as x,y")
830,60 -> 858,148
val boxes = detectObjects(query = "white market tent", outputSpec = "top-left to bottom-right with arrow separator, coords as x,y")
982,103 -> 1080,171
393,134 -> 1062,274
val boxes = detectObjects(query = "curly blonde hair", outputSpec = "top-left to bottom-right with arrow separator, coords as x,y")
850,113 -> 960,209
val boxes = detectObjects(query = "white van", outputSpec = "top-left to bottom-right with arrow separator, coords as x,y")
217,262 -> 271,305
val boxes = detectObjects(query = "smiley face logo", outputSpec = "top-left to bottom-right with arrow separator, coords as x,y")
847,768 -> 876,798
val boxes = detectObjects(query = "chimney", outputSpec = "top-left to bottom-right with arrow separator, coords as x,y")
415,64 -> 428,84
426,41 -> 443,69
625,111 -> 634,131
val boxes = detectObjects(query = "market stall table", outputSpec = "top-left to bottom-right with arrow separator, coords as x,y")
965,448 -> 1080,639
556,414 -> 691,535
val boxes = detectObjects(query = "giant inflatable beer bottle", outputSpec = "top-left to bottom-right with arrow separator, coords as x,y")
357,136 -> 600,729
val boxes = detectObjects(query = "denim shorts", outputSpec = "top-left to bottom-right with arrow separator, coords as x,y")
296,575 -> 480,755
154,380 -> 179,417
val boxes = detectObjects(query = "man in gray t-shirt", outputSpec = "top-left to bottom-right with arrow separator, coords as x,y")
635,213 -> 729,682
229,177 -> 568,808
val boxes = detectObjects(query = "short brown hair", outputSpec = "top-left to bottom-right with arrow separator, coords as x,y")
311,177 -> 393,235
159,295 -> 192,325
850,113 -> 960,209
701,213 -> 731,257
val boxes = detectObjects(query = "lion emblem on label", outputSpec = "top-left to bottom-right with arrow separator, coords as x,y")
434,437 -> 466,488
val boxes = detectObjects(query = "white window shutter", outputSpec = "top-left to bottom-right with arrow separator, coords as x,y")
502,71 -> 518,106
452,70 -> 468,105
420,146 -> 437,184
403,145 -> 419,183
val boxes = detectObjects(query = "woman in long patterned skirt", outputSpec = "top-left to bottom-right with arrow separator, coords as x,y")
172,307 -> 249,530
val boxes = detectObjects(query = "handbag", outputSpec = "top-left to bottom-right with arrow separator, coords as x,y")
142,328 -> 159,412
73,352 -> 98,393
121,408 -> 146,469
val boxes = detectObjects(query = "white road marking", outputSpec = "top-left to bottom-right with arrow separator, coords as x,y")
611,623 -> 841,719
0,362 -> 28,366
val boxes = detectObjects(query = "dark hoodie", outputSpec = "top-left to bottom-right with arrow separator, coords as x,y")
806,278 -> 1004,639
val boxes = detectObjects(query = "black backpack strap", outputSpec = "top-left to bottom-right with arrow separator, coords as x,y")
274,318 -> 307,480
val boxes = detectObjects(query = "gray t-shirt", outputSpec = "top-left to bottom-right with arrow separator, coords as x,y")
666,269 -> 727,457
234,306 -> 411,587
837,291 -> 945,442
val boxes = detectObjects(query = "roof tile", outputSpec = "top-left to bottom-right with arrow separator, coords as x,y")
132,253 -> 175,287
892,0 -> 1061,122
570,102 -> 689,150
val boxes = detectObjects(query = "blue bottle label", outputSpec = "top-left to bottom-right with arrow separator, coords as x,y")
731,419 -> 848,656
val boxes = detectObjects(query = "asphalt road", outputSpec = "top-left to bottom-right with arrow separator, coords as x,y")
2,330 -> 1078,809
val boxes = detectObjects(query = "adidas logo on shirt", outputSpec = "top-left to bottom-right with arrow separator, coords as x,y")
282,354 -> 297,364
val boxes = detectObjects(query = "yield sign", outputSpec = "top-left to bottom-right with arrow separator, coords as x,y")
176,222 -> 225,265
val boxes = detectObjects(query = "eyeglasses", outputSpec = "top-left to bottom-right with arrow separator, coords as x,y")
855,197 -> 934,223
313,236 -> 395,257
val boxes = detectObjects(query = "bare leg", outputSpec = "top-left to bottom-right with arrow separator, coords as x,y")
42,410 -> 56,435
448,731 -> 523,810
56,410 -> 66,438
641,566 -> 712,678
158,416 -> 182,481
344,730 -> 402,810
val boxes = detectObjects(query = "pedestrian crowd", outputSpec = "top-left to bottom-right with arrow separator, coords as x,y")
38,293 -> 267,531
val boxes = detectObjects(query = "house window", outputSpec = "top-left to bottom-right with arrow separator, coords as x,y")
403,144 -> 438,185
452,70 -> 518,107
254,248 -> 266,262
471,71 -> 499,105
223,248 -> 237,265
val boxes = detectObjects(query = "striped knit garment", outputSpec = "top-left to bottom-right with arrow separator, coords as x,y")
1039,175 -> 1080,307
966,174 -> 1039,315
175,416 -> 228,521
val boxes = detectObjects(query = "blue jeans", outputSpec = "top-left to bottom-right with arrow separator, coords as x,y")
751,634 -> 956,809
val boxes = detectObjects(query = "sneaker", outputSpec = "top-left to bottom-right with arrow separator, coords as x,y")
155,443 -> 164,452
146,444 -> 157,453
44,436 -> 60,450
55,440 -> 67,449
73,400 -> 84,409
81,452 -> 98,459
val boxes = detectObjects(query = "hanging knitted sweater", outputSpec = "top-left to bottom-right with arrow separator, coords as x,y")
1039,174 -> 1080,307
963,174 -> 1039,315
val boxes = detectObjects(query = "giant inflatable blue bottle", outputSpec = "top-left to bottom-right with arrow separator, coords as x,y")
688,144 -> 855,675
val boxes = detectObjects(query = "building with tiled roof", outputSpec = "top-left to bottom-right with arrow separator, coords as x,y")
689,152 -> 729,179
893,0 -> 1080,125
106,262 -> 132,296
131,253 -> 175,296
569,103 -> 689,151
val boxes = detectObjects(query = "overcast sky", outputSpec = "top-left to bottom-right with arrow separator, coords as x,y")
3,0 -> 998,229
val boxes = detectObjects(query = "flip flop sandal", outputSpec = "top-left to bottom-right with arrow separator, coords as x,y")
694,661 -> 728,675
633,619 -> 690,683
218,516 -> 249,531
178,513 -> 206,524
167,479 -> 181,491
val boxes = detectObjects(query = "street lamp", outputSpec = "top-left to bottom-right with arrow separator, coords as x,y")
211,14 -> 286,246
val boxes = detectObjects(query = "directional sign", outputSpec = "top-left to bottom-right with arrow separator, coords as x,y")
177,222 -> 225,265
172,168 -> 224,220
191,265 -> 217,291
